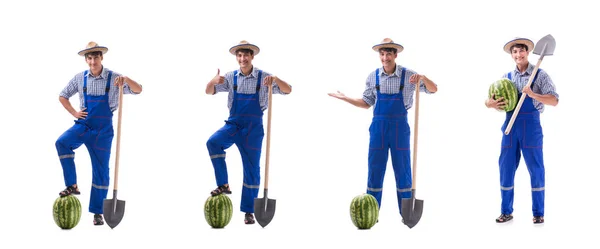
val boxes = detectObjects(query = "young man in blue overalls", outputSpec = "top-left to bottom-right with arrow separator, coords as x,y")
205,40 -> 292,225
328,38 -> 437,222
486,37 -> 559,224
56,42 -> 143,226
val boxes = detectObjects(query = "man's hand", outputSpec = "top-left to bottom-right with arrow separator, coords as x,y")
486,94 -> 506,111
73,108 -> 87,119
409,74 -> 423,85
114,76 -> 127,87
328,91 -> 347,100
211,69 -> 225,85
264,75 -> 278,86
522,86 -> 538,100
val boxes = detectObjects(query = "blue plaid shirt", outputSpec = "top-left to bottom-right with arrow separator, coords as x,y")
362,64 -> 435,110
214,67 -> 290,111
502,63 -> 559,113
59,67 -> 139,112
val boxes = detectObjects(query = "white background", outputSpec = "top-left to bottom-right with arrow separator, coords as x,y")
0,0 -> 597,248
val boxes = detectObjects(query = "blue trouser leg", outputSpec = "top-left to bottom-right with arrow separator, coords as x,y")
85,129 -> 113,214
55,123 -> 87,186
522,120 -> 545,217
237,121 -> 263,213
206,123 -> 237,186
389,121 -> 412,214
523,147 -> 545,216
367,121 -> 389,207
499,127 -> 521,215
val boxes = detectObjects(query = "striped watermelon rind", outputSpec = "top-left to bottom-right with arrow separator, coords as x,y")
204,194 -> 233,228
53,195 -> 82,229
350,193 -> 379,229
488,78 -> 518,112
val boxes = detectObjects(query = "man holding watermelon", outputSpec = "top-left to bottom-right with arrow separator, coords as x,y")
55,42 -> 143,226
205,40 -> 292,225
328,38 -> 437,220
486,37 -> 559,224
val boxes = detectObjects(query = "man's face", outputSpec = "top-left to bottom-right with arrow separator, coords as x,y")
379,50 -> 397,67
236,52 -> 253,68
511,46 -> 529,66
86,54 -> 103,71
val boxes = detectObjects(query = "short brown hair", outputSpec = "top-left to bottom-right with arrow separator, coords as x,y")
85,51 -> 103,58
378,47 -> 397,54
236,48 -> 254,56
510,44 -> 529,52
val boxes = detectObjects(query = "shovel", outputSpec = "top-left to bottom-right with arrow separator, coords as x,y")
103,83 -> 126,229
254,83 -> 276,228
400,77 -> 424,229
504,34 -> 556,135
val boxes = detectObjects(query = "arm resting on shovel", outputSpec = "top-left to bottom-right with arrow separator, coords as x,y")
121,76 -> 143,94
265,75 -> 292,94
411,74 -> 438,93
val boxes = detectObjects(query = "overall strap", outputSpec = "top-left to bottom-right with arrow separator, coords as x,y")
399,67 -> 406,92
233,70 -> 238,92
83,70 -> 89,108
256,70 -> 262,92
375,68 -> 380,92
105,71 -> 112,95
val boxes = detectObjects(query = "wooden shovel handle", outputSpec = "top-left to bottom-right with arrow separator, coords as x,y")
113,83 -> 124,190
264,83 -> 273,189
504,58 -> 542,135
412,78 -> 420,190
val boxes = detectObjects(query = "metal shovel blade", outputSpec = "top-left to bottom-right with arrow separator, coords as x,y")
533,34 -> 556,56
254,190 -> 276,228
103,190 -> 126,229
401,191 -> 423,229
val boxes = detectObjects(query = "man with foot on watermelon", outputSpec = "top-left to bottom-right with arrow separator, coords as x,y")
486,37 -> 559,224
205,40 -> 292,225
328,38 -> 437,222
55,42 -> 143,226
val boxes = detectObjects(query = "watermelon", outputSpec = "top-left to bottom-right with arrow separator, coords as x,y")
204,194 -> 233,228
488,78 -> 518,112
350,193 -> 379,229
53,195 -> 82,229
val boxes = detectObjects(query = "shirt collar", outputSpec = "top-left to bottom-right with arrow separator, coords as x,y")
85,66 -> 107,79
235,66 -> 258,78
379,64 -> 400,77
513,62 -> 535,76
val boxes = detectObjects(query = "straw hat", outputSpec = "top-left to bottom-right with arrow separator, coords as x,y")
503,37 -> 534,54
372,38 -> 404,53
229,40 -> 260,55
77,41 -> 108,56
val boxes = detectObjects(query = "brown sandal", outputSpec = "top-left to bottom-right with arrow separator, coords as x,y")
59,185 -> 80,197
533,216 -> 544,224
210,185 -> 232,196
